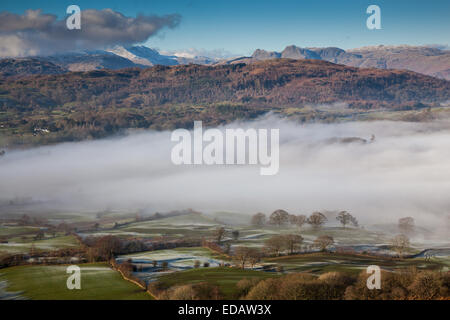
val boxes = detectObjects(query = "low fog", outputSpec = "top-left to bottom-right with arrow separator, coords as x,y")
1,116 -> 450,229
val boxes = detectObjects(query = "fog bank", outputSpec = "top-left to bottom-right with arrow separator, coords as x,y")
1,116 -> 450,228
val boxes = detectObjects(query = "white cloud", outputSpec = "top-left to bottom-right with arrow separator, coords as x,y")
0,9 -> 181,57
1,116 -> 450,230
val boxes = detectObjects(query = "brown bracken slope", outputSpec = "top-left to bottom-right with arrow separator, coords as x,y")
0,59 -> 449,147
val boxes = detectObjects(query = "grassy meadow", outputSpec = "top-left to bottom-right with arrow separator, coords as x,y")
0,263 -> 152,300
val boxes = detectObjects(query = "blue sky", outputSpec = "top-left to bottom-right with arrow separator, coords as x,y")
3,0 -> 449,55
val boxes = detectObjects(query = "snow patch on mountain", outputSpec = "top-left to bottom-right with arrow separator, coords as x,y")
106,46 -> 178,66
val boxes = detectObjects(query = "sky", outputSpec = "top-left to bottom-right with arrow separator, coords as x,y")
1,0 -> 449,56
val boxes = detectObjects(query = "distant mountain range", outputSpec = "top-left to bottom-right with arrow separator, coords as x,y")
0,46 -> 219,78
0,45 -> 449,80
224,45 -> 450,80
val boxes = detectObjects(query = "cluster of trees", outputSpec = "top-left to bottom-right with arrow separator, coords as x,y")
83,235 -> 123,261
82,235 -> 150,262
387,216 -> 415,257
211,227 -> 240,243
152,282 -> 222,300
264,234 -> 304,256
263,234 -> 335,257
254,214 -> 416,259
345,268 -> 449,300
314,235 -> 335,252
336,211 -> 358,228
149,268 -> 449,300
390,234 -> 411,257
242,272 -> 353,300
251,210 -> 358,229
246,210 -> 357,259
233,247 -> 262,269
0,247 -> 85,268
240,269 -> 449,300
232,234 -> 335,264
251,210 -> 313,228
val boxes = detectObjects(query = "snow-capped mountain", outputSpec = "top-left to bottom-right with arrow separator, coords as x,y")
44,50 -> 141,72
35,46 -> 220,72
2,45 -> 448,81
106,46 -> 179,67
222,45 -> 450,80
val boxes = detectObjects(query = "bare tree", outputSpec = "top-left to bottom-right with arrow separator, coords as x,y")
398,217 -> 415,235
269,210 -> 289,227
314,235 -> 334,252
251,213 -> 266,227
336,211 -> 358,228
213,227 -> 226,244
95,235 -> 122,260
291,214 -> 307,229
234,247 -> 251,269
288,214 -> 297,225
391,234 -> 410,257
264,235 -> 285,256
307,212 -> 327,229
284,234 -> 304,254
247,248 -> 262,269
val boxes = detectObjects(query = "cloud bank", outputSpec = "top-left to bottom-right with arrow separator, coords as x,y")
0,9 -> 181,57
1,117 -> 450,229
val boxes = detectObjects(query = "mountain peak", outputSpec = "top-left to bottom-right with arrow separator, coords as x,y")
229,45 -> 450,80
106,45 -> 176,67
281,45 -> 321,60
251,49 -> 281,60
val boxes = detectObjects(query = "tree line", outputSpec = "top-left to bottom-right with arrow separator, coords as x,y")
251,210 -> 359,229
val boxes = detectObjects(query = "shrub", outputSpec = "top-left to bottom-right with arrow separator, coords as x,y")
191,283 -> 222,300
245,272 -> 351,300
236,278 -> 261,297
168,285 -> 198,300
344,269 -> 449,300
245,279 -> 281,300
408,271 -> 442,300
158,283 -> 222,300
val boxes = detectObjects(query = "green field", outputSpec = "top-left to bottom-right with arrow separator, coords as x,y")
0,263 -> 152,300
0,235 -> 80,255
120,247 -> 229,264
84,213 -> 223,239
264,252 -> 449,274
154,267 -> 279,299
0,226 -> 40,237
